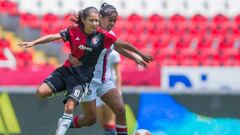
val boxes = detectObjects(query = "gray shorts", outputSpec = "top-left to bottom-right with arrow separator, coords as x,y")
81,80 -> 116,102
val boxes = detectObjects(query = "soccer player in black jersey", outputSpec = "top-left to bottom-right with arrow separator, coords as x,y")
18,6 -> 153,135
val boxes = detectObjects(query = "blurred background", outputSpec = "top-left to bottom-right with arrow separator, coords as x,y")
0,0 -> 240,135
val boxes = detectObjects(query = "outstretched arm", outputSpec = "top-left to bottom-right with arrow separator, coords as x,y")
114,39 -> 154,63
18,34 -> 61,48
114,46 -> 148,67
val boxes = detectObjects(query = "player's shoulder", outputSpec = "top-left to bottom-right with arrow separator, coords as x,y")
109,30 -> 116,36
96,27 -> 115,36
68,24 -> 81,31
96,27 -> 108,34
111,50 -> 120,57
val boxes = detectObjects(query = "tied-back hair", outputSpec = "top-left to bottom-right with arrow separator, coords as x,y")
70,6 -> 99,27
99,3 -> 118,17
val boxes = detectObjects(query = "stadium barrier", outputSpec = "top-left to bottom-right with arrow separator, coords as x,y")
0,92 -> 240,135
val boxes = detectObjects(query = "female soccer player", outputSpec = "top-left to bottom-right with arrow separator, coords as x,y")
69,3 -> 147,135
18,6 -> 153,135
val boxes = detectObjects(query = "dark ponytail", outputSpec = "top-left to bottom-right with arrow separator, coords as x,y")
99,3 -> 118,17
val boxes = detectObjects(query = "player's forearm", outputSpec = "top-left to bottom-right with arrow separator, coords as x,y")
115,40 -> 144,58
32,34 -> 61,46
115,46 -> 136,61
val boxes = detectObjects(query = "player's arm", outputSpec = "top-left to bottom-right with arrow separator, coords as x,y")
114,39 -> 154,63
18,34 -> 61,48
114,46 -> 148,67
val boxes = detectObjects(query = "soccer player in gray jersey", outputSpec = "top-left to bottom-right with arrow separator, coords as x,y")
96,49 -> 122,135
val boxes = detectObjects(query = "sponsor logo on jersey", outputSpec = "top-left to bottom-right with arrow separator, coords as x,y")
78,45 -> 92,51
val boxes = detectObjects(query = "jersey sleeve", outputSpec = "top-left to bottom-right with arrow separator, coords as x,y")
59,28 -> 70,42
103,31 -> 117,49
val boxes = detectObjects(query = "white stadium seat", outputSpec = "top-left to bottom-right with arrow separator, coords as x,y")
226,0 -> 240,17
8,0 -> 240,17
39,0 -> 61,15
59,0 -> 82,15
163,0 -> 186,17
17,0 -> 41,14
184,0 -> 207,17
206,0 -> 227,17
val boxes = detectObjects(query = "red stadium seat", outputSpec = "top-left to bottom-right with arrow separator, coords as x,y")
15,50 -> 33,68
213,14 -> 228,24
61,13 -> 75,29
41,13 -> 62,35
167,21 -> 187,35
220,50 -> 240,66
175,34 -> 193,49
196,34 -> 215,51
42,13 -> 59,23
218,34 -> 236,52
198,54 -> 221,66
169,14 -> 186,23
113,18 -> 126,36
0,38 -> 10,48
126,20 -> 145,36
19,12 -> 40,28
0,0 -> 18,15
191,14 -> 207,23
0,47 -> 7,60
189,14 -> 208,36
232,23 -> 240,35
127,13 -> 143,23
188,21 -> 208,36
210,21 -> 231,35
153,34 -> 171,49
154,47 -> 177,66
148,14 -> 164,23
177,53 -> 199,66
146,20 -> 167,36
234,14 -> 240,24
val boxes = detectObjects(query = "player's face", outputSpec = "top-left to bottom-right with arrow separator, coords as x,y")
101,12 -> 118,31
82,12 -> 100,34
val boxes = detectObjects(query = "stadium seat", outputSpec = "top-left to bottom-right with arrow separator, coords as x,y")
0,0 -> 18,15
206,0 -> 227,17
17,0 -> 40,15
19,12 -> 40,28
184,0 -> 208,16
227,0 -> 240,17
148,14 -> 164,23
41,13 -> 61,35
153,34 -> 171,49
15,50 -> 33,68
218,34 -> 236,52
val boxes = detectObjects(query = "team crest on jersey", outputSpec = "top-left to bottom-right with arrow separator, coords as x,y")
92,36 -> 99,45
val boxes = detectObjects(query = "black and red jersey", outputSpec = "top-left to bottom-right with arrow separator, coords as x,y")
59,25 -> 117,82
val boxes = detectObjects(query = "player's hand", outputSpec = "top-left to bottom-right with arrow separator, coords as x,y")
69,54 -> 82,67
17,42 -> 35,48
134,57 -> 148,68
141,54 -> 154,63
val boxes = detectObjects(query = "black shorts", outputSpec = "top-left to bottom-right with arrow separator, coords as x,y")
43,66 -> 89,104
